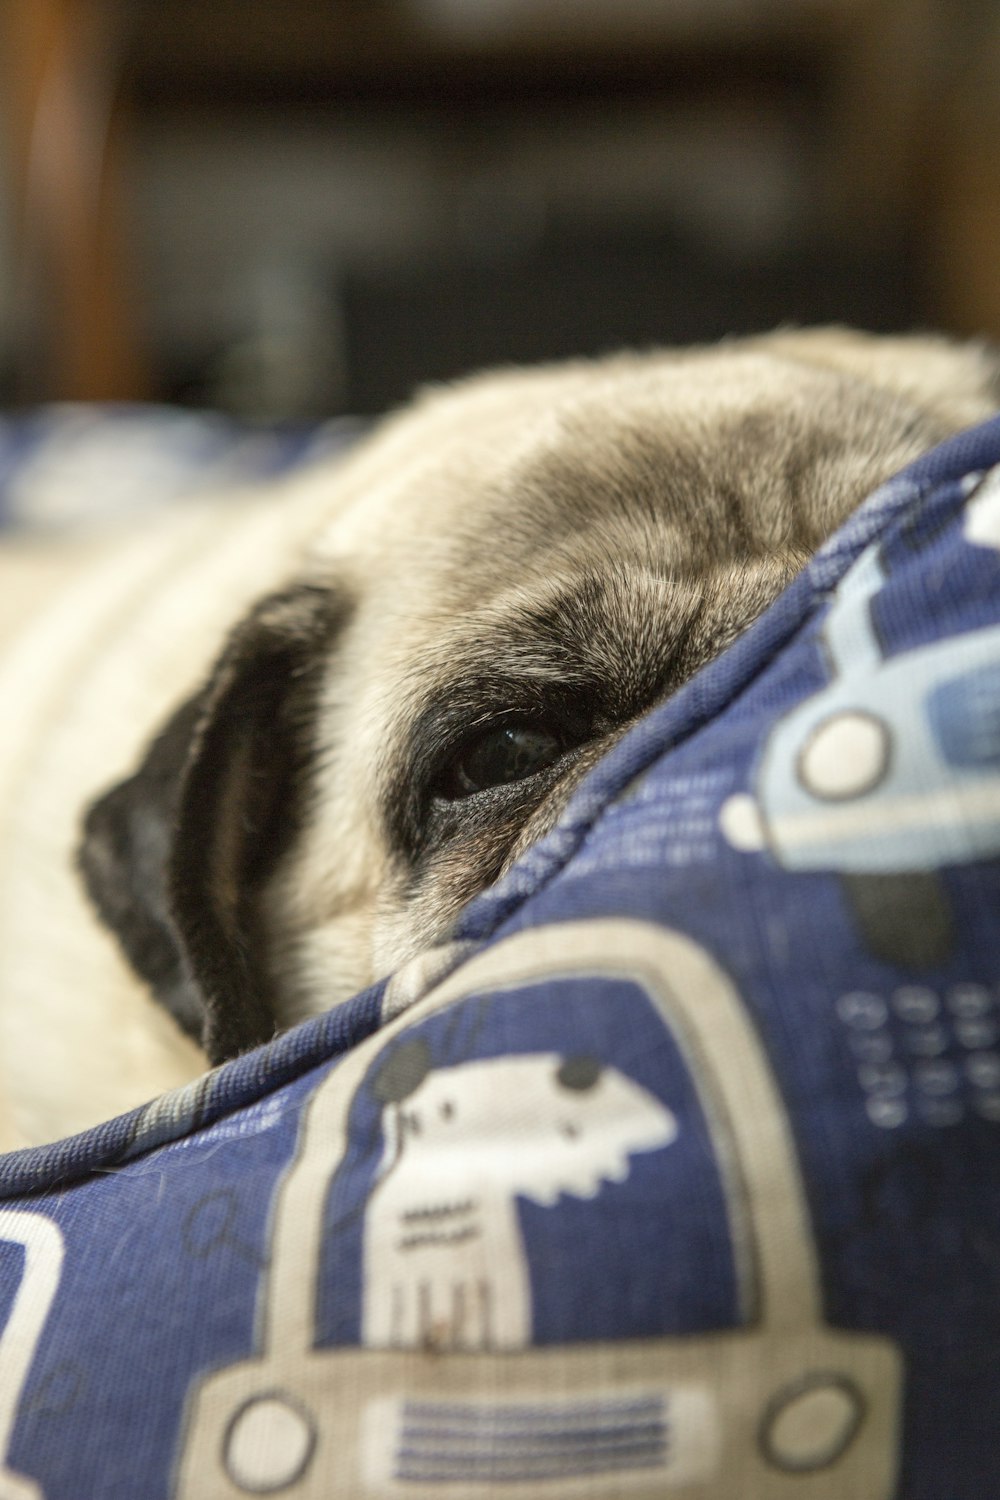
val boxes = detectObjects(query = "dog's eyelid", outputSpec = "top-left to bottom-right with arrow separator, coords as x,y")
433,716 -> 574,802
407,679 -> 588,768
386,671 -> 604,864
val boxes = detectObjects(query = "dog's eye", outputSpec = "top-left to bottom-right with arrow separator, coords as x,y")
439,723 -> 564,799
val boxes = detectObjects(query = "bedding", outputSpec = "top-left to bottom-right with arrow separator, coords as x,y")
0,404 -> 361,531
0,408 -> 999,1498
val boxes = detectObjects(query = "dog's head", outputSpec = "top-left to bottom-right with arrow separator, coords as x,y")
79,328 -> 1000,1063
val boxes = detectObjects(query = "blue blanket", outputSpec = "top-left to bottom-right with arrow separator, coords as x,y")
0,403 -> 361,530
1,412 -> 999,1499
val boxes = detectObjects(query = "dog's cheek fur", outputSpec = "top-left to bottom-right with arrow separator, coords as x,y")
79,584 -> 344,1064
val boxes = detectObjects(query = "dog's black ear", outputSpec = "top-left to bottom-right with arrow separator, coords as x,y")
79,584 -> 342,1064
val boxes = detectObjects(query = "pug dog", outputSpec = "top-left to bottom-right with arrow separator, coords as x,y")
0,326 -> 996,1149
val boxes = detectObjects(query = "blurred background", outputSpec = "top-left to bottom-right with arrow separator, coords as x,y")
1,0 -> 998,421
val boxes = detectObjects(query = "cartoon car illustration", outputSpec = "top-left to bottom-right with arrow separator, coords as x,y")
720,481 -> 1000,966
174,920 -> 901,1499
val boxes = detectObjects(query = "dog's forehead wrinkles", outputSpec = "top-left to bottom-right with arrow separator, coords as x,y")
383,564 -> 704,739
490,409 -> 831,562
306,344 -> 958,612
449,367 -> 957,587
305,351 -> 808,570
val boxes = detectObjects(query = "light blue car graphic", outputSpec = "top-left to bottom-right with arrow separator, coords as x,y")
720,475 -> 1000,966
742,544 -> 1000,873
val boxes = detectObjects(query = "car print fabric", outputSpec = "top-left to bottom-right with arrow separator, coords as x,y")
0,411 -> 999,1499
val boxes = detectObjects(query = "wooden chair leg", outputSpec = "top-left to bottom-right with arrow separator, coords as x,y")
2,0 -> 148,401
